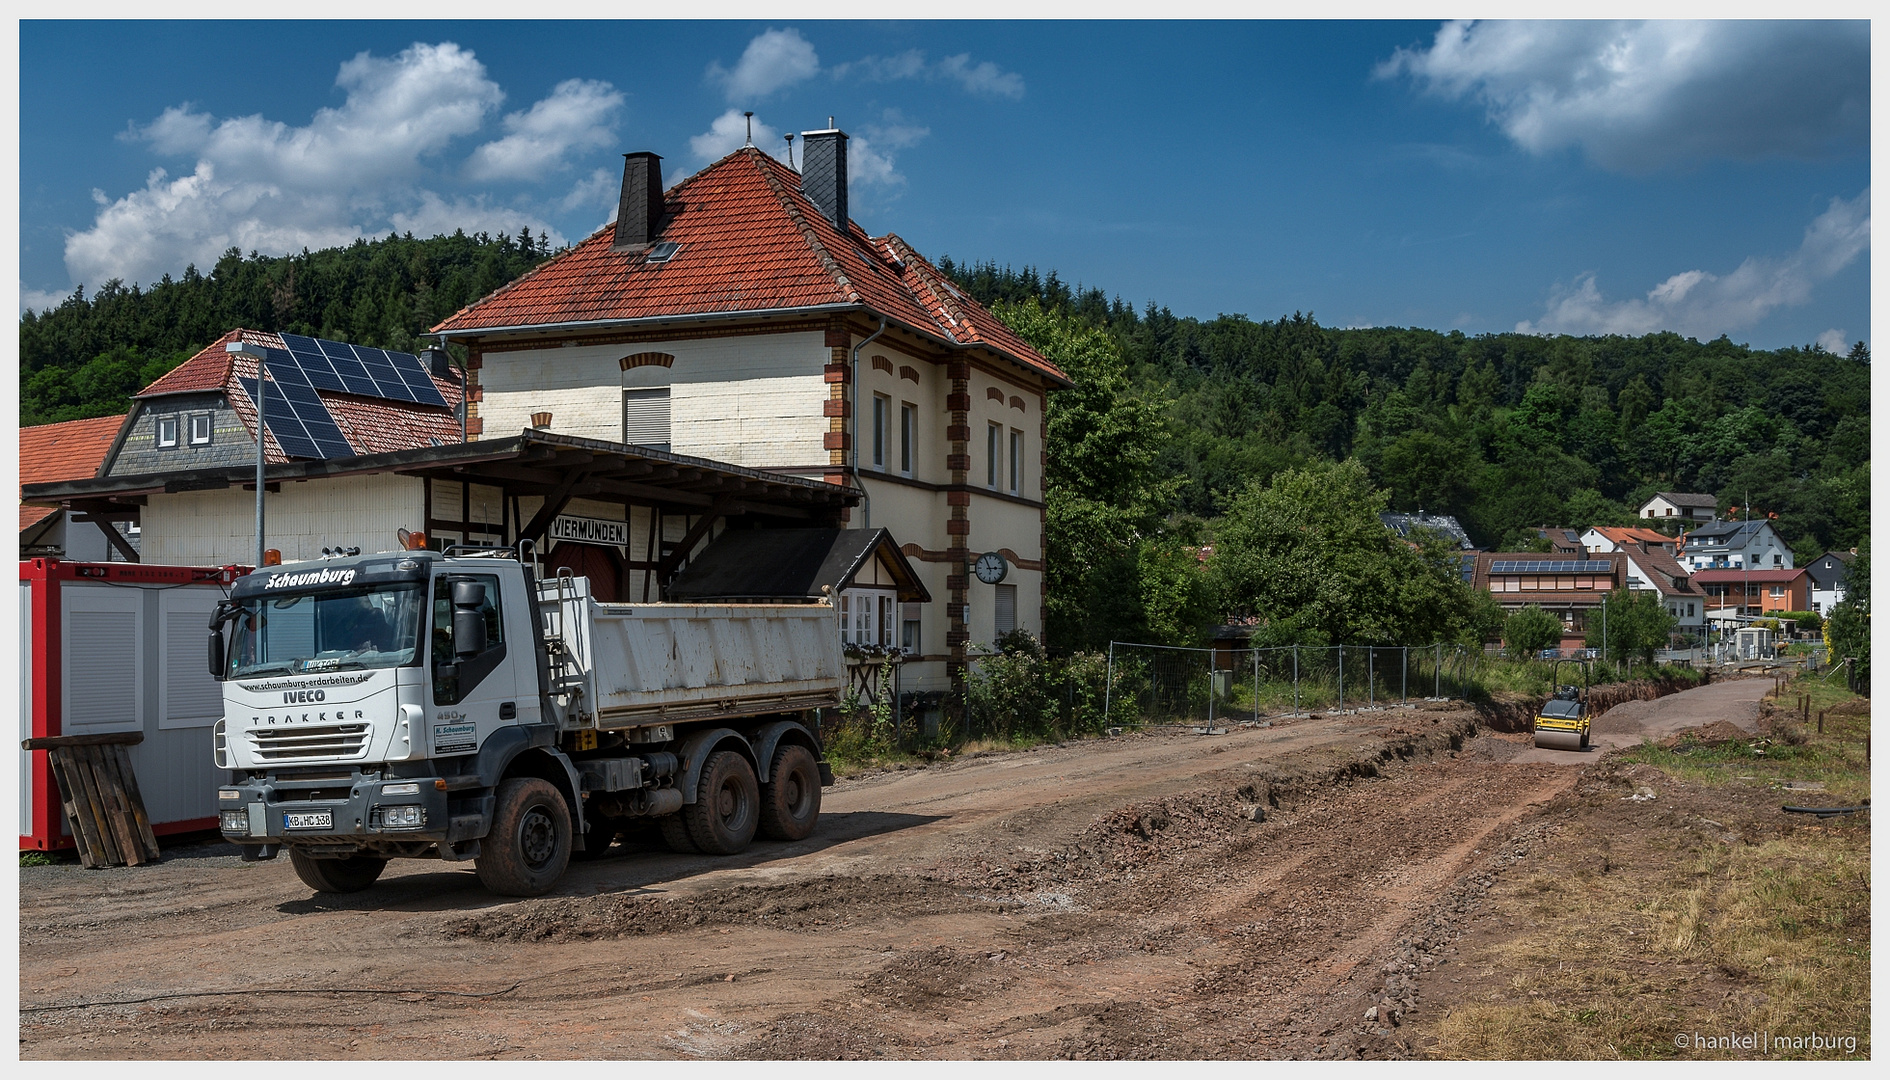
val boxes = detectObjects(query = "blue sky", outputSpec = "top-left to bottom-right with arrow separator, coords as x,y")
17,19 -> 1871,351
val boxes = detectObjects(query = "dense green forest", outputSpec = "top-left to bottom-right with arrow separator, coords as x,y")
19,229 -> 554,426
939,258 -> 1871,562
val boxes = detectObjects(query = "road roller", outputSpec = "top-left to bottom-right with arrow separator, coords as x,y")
1533,660 -> 1592,751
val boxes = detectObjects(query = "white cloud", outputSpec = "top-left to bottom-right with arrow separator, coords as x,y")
1816,330 -> 1849,354
833,48 -> 1025,100
561,167 -> 617,216
1517,189 -> 1870,339
20,287 -> 75,315
62,42 -> 511,290
707,28 -> 820,103
1379,20 -> 1867,172
689,108 -> 781,167
466,78 -> 623,182
936,54 -> 1025,99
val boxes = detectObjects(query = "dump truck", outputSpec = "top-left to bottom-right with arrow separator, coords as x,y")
207,543 -> 841,896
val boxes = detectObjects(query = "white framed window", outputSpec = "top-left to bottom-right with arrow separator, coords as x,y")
987,423 -> 1001,488
188,413 -> 213,446
872,394 -> 889,471
994,583 -> 1017,637
1008,429 -> 1023,495
623,387 -> 671,450
156,415 -> 179,448
899,402 -> 916,476
879,595 -> 893,646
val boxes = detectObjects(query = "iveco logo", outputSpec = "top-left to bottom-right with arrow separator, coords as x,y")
283,689 -> 327,703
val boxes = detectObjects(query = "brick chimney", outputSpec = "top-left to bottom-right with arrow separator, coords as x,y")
799,125 -> 848,231
612,152 -> 664,251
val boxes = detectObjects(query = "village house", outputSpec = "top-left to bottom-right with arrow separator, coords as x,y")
1693,566 -> 1811,618
1617,541 -> 1705,642
1638,491 -> 1719,526
427,137 -> 1069,695
1805,550 -> 1855,613
1581,525 -> 1677,556
1679,518 -> 1794,572
1469,551 -> 1628,652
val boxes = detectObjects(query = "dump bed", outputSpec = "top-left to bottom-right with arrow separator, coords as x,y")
539,575 -> 845,729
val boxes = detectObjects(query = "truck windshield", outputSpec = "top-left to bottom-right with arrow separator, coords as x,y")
225,584 -> 426,678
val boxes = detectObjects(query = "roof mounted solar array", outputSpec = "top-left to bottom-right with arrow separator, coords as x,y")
1489,560 -> 1615,574
237,376 -> 356,461
275,333 -> 449,409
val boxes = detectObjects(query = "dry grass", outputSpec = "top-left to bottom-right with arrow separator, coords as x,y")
1424,688 -> 1870,1060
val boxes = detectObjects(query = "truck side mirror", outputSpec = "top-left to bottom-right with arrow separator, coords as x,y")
208,628 -> 226,680
453,608 -> 488,657
451,580 -> 486,608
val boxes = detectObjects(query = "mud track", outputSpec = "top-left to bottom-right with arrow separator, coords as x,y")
19,681 -> 1768,1059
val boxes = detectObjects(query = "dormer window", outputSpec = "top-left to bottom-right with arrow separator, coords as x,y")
156,415 -> 179,448
646,241 -> 681,263
188,413 -> 213,446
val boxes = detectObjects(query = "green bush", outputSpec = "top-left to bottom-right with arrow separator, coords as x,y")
1504,605 -> 1563,658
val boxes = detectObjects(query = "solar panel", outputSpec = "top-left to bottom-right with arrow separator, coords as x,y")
1490,560 -> 1615,574
238,376 -> 356,460
274,333 -> 446,408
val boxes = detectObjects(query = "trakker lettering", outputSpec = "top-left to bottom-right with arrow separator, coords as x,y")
263,567 -> 357,590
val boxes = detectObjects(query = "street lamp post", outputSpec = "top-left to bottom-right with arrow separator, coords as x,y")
226,341 -> 270,568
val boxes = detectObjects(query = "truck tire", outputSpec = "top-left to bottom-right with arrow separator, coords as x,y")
657,813 -> 697,854
758,743 -> 822,841
288,849 -> 387,893
475,777 -> 572,896
683,750 -> 759,855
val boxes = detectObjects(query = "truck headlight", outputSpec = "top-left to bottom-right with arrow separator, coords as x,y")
380,805 -> 424,828
220,810 -> 250,835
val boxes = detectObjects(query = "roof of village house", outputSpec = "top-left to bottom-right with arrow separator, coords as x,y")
127,329 -> 464,465
1648,491 -> 1720,508
1589,525 -> 1675,548
19,414 -> 126,531
1469,550 -> 1626,606
429,147 -> 1066,385
1683,518 -> 1777,548
1622,543 -> 1698,595
1379,511 -> 1475,550
666,526 -> 930,604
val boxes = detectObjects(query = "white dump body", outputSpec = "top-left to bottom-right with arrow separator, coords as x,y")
539,575 -> 845,729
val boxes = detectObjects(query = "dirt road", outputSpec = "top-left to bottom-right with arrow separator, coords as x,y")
19,681 -> 1767,1060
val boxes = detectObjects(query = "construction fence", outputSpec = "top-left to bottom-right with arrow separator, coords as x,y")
1104,642 -> 1480,728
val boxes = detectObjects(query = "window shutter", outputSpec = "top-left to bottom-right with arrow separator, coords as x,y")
994,584 -> 1017,635
623,388 -> 671,449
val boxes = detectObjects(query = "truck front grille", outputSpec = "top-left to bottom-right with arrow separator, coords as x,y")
247,724 -> 371,761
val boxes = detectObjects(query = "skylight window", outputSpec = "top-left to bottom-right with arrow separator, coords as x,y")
646,242 -> 682,263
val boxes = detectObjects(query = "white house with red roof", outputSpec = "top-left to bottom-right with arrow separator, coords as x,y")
430,135 -> 1070,694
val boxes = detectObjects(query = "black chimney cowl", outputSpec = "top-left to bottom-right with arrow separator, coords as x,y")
799,128 -> 848,231
613,152 -> 665,251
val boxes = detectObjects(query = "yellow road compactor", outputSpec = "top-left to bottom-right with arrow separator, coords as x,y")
1533,660 -> 1592,751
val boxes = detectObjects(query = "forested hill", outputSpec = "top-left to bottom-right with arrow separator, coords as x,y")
19,229 -> 555,426
938,258 -> 1870,559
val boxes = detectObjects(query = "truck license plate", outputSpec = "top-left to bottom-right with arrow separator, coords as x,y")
284,810 -> 333,830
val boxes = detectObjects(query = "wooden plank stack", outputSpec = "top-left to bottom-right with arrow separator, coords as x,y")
20,732 -> 161,867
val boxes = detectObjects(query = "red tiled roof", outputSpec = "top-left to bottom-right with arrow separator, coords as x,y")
1624,544 -> 1698,594
135,331 -> 464,465
1591,525 -> 1673,547
432,148 -> 1065,384
19,414 -> 126,530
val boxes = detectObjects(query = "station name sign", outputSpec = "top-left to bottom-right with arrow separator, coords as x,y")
549,515 -> 628,547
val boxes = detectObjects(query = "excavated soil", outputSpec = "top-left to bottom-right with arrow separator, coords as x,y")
19,680 -> 1775,1059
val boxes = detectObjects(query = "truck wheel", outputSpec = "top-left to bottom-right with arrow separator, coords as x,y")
475,777 -> 572,897
759,743 -> 822,841
288,849 -> 387,893
684,750 -> 759,855
657,813 -> 698,854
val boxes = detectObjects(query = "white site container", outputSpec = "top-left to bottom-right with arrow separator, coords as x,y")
541,575 -> 845,729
